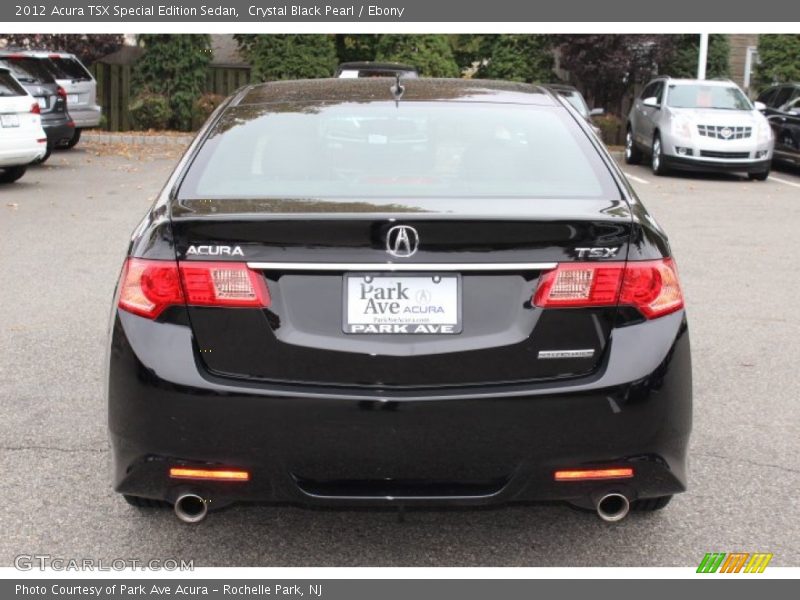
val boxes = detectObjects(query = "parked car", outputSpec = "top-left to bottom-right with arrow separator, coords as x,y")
0,52 -> 74,163
626,77 -> 773,180
336,61 -> 419,78
109,78 -> 691,525
22,50 -> 101,149
0,66 -> 48,182
545,84 -> 604,136
756,83 -> 800,167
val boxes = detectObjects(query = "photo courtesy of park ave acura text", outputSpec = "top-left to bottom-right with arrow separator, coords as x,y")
0,25 -> 799,572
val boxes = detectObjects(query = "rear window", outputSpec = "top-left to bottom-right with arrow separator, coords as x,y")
0,57 -> 55,85
49,57 -> 92,81
179,102 -> 618,201
0,71 -> 27,96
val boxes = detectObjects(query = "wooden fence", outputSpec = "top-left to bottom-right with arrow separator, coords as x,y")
90,64 -> 252,132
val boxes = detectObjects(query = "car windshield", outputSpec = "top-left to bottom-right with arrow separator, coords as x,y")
0,57 -> 55,84
179,102 -> 618,201
557,91 -> 590,118
667,84 -> 752,110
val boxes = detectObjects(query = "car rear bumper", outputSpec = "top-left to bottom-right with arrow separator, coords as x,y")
0,138 -> 46,166
108,309 -> 692,510
69,106 -> 101,128
41,117 -> 74,146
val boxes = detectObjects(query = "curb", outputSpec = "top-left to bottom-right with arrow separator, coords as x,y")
83,133 -> 193,146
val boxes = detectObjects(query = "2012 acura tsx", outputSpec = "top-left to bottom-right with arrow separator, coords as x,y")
107,78 -> 692,524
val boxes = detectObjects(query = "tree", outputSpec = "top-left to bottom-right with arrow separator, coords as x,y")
477,35 -> 554,83
0,34 -> 124,65
132,35 -> 211,131
755,35 -> 800,88
555,35 -> 672,113
449,34 -> 487,73
660,34 -> 729,79
334,34 -> 380,64
235,35 -> 338,82
374,35 -> 460,77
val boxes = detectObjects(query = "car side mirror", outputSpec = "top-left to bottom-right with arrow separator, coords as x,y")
589,107 -> 605,117
643,97 -> 660,109
754,101 -> 767,111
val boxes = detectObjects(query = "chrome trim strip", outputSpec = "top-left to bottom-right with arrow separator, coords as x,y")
247,262 -> 558,272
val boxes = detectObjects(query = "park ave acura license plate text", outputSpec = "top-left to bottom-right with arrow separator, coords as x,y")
344,274 -> 461,334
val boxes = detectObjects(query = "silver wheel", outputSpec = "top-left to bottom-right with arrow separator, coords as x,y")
624,128 -> 642,164
651,135 -> 666,175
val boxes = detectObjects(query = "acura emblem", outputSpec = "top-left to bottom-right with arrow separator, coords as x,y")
386,225 -> 419,258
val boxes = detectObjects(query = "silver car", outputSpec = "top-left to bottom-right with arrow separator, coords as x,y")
625,77 -> 773,180
25,51 -> 101,148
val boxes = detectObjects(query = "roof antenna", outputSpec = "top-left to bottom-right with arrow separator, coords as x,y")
390,73 -> 405,106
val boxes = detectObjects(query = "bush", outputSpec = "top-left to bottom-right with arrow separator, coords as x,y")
476,35 -> 554,83
129,92 -> 171,131
132,35 -> 212,131
375,35 -> 461,77
235,35 -> 338,82
192,93 -> 226,130
756,35 -> 800,88
593,113 -> 624,146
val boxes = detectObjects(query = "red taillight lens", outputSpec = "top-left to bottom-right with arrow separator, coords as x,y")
118,259 -> 184,319
179,261 -> 270,308
533,259 -> 683,319
30,102 -> 40,114
118,259 -> 270,319
57,86 -> 67,98
619,259 -> 683,318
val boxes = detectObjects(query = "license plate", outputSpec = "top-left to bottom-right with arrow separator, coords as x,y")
67,94 -> 79,104
0,114 -> 19,127
344,274 -> 461,334
37,97 -> 47,109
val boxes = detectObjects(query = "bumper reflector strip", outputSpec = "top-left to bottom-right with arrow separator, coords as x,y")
554,468 -> 634,481
169,468 -> 250,482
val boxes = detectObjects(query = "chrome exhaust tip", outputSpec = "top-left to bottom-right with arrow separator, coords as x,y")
596,492 -> 630,522
174,493 -> 208,523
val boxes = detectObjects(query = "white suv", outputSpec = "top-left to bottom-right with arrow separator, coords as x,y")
625,77 -> 774,180
0,66 -> 47,183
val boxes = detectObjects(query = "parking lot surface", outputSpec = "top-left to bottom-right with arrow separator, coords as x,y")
1,144 -> 799,567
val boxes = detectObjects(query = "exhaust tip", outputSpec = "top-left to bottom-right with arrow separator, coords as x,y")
174,493 -> 208,523
596,492 -> 630,522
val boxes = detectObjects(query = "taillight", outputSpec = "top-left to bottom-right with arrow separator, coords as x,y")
57,85 -> 67,99
118,259 -> 184,319
30,102 -> 40,114
179,261 -> 270,308
533,259 -> 683,319
117,258 -> 270,319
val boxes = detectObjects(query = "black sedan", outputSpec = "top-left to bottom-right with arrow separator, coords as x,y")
108,78 -> 692,524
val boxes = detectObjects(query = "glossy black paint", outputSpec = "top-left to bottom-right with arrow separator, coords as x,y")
108,78 -> 691,510
757,83 -> 800,166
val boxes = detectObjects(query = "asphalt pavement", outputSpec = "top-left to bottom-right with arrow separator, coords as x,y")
1,143 -> 798,567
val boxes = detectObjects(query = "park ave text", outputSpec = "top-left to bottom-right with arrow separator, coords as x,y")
21,4 -> 406,18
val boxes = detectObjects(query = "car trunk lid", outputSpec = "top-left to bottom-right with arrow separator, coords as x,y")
169,197 -> 631,389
